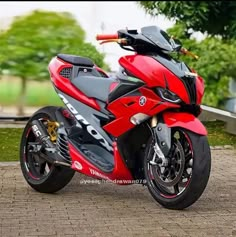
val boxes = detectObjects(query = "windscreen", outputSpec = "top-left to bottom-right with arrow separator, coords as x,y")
141,26 -> 175,52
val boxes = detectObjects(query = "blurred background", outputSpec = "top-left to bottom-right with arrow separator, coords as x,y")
0,1 -> 235,115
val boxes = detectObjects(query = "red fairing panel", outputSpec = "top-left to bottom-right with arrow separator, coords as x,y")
191,68 -> 205,105
103,87 -> 180,137
69,142 -> 133,184
196,75 -> 205,105
48,57 -> 100,111
163,112 -> 207,135
119,55 -> 190,104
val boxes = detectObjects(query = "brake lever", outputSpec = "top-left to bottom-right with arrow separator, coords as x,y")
180,47 -> 199,60
99,38 -> 127,45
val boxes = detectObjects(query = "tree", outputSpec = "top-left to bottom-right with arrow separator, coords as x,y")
0,10 -> 106,115
138,1 -> 236,39
167,24 -> 236,107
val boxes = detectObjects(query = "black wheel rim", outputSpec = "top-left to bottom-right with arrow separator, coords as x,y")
23,118 -> 54,180
147,129 -> 193,199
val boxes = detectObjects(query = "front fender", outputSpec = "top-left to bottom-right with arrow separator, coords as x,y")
162,112 -> 207,135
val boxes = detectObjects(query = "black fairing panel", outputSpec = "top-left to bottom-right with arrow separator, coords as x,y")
57,54 -> 94,67
56,89 -> 115,173
56,90 -> 114,151
108,79 -> 143,103
152,55 -> 190,78
71,76 -> 117,102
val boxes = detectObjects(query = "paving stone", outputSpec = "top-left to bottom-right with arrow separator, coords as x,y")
0,149 -> 235,237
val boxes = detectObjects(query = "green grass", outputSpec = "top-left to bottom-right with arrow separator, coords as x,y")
0,128 -> 23,162
0,77 -> 62,106
203,120 -> 236,147
0,121 -> 235,162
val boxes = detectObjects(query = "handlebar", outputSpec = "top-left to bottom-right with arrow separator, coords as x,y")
96,33 -> 128,45
180,48 -> 199,60
96,32 -> 198,60
96,34 -> 118,40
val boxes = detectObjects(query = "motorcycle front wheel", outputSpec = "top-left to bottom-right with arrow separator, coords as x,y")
144,128 -> 211,210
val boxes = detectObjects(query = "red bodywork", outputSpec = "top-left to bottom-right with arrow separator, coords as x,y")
163,112 -> 207,135
69,142 -> 133,183
49,53 -> 205,184
49,57 -> 100,111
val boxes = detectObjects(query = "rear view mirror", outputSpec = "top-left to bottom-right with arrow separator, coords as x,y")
172,38 -> 182,51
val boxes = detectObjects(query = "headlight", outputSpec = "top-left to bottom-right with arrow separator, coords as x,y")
155,87 -> 181,103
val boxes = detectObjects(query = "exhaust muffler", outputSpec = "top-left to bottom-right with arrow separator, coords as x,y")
31,120 -> 54,148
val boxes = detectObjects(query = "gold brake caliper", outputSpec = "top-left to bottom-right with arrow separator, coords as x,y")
47,121 -> 59,143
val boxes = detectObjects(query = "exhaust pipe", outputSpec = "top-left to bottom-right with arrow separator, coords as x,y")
31,120 -> 54,148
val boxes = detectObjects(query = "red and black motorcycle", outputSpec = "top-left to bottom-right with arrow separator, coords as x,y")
20,26 -> 211,210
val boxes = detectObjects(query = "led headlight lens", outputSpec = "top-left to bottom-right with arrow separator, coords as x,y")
156,88 -> 181,103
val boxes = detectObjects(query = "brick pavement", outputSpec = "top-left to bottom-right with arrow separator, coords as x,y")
0,149 -> 235,237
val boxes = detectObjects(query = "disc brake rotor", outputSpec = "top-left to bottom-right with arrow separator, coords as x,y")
151,140 -> 185,187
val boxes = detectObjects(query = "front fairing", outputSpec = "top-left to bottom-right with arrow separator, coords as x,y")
119,54 -> 188,104
119,54 -> 204,105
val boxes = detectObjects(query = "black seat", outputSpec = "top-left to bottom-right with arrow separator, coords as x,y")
57,54 -> 94,67
71,75 -> 118,102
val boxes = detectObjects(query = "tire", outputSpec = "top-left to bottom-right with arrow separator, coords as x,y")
144,128 -> 211,210
20,106 -> 75,193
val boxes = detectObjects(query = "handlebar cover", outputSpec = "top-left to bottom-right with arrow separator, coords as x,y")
96,34 -> 118,40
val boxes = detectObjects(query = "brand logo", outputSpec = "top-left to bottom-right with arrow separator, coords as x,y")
58,94 -> 113,152
32,125 -> 41,137
139,96 -> 146,106
89,168 -> 109,180
74,161 -> 83,170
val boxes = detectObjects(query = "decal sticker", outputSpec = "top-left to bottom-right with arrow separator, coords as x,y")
58,94 -> 113,152
32,125 -> 42,137
89,168 -> 108,180
74,161 -> 83,170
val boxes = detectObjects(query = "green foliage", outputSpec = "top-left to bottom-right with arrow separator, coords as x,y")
167,23 -> 236,106
139,1 -> 236,39
0,10 -> 106,80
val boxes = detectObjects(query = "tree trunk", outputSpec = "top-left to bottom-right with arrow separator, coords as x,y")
17,77 -> 27,116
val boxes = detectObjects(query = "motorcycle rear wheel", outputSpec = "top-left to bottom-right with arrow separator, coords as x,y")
144,128 -> 211,210
20,106 -> 75,193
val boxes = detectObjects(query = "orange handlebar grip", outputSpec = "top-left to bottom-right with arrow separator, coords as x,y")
96,34 -> 118,40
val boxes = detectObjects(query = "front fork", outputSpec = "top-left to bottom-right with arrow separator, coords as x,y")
149,111 -> 207,165
149,115 -> 171,166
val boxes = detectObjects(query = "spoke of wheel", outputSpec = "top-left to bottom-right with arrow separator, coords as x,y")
182,170 -> 191,179
174,184 -> 179,194
147,141 -> 155,161
185,152 -> 192,162
170,167 -> 176,179
39,162 -> 46,174
186,161 -> 193,168
179,133 -> 185,146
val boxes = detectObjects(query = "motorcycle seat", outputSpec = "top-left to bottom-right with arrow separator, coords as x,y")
71,75 -> 118,102
57,54 -> 94,67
